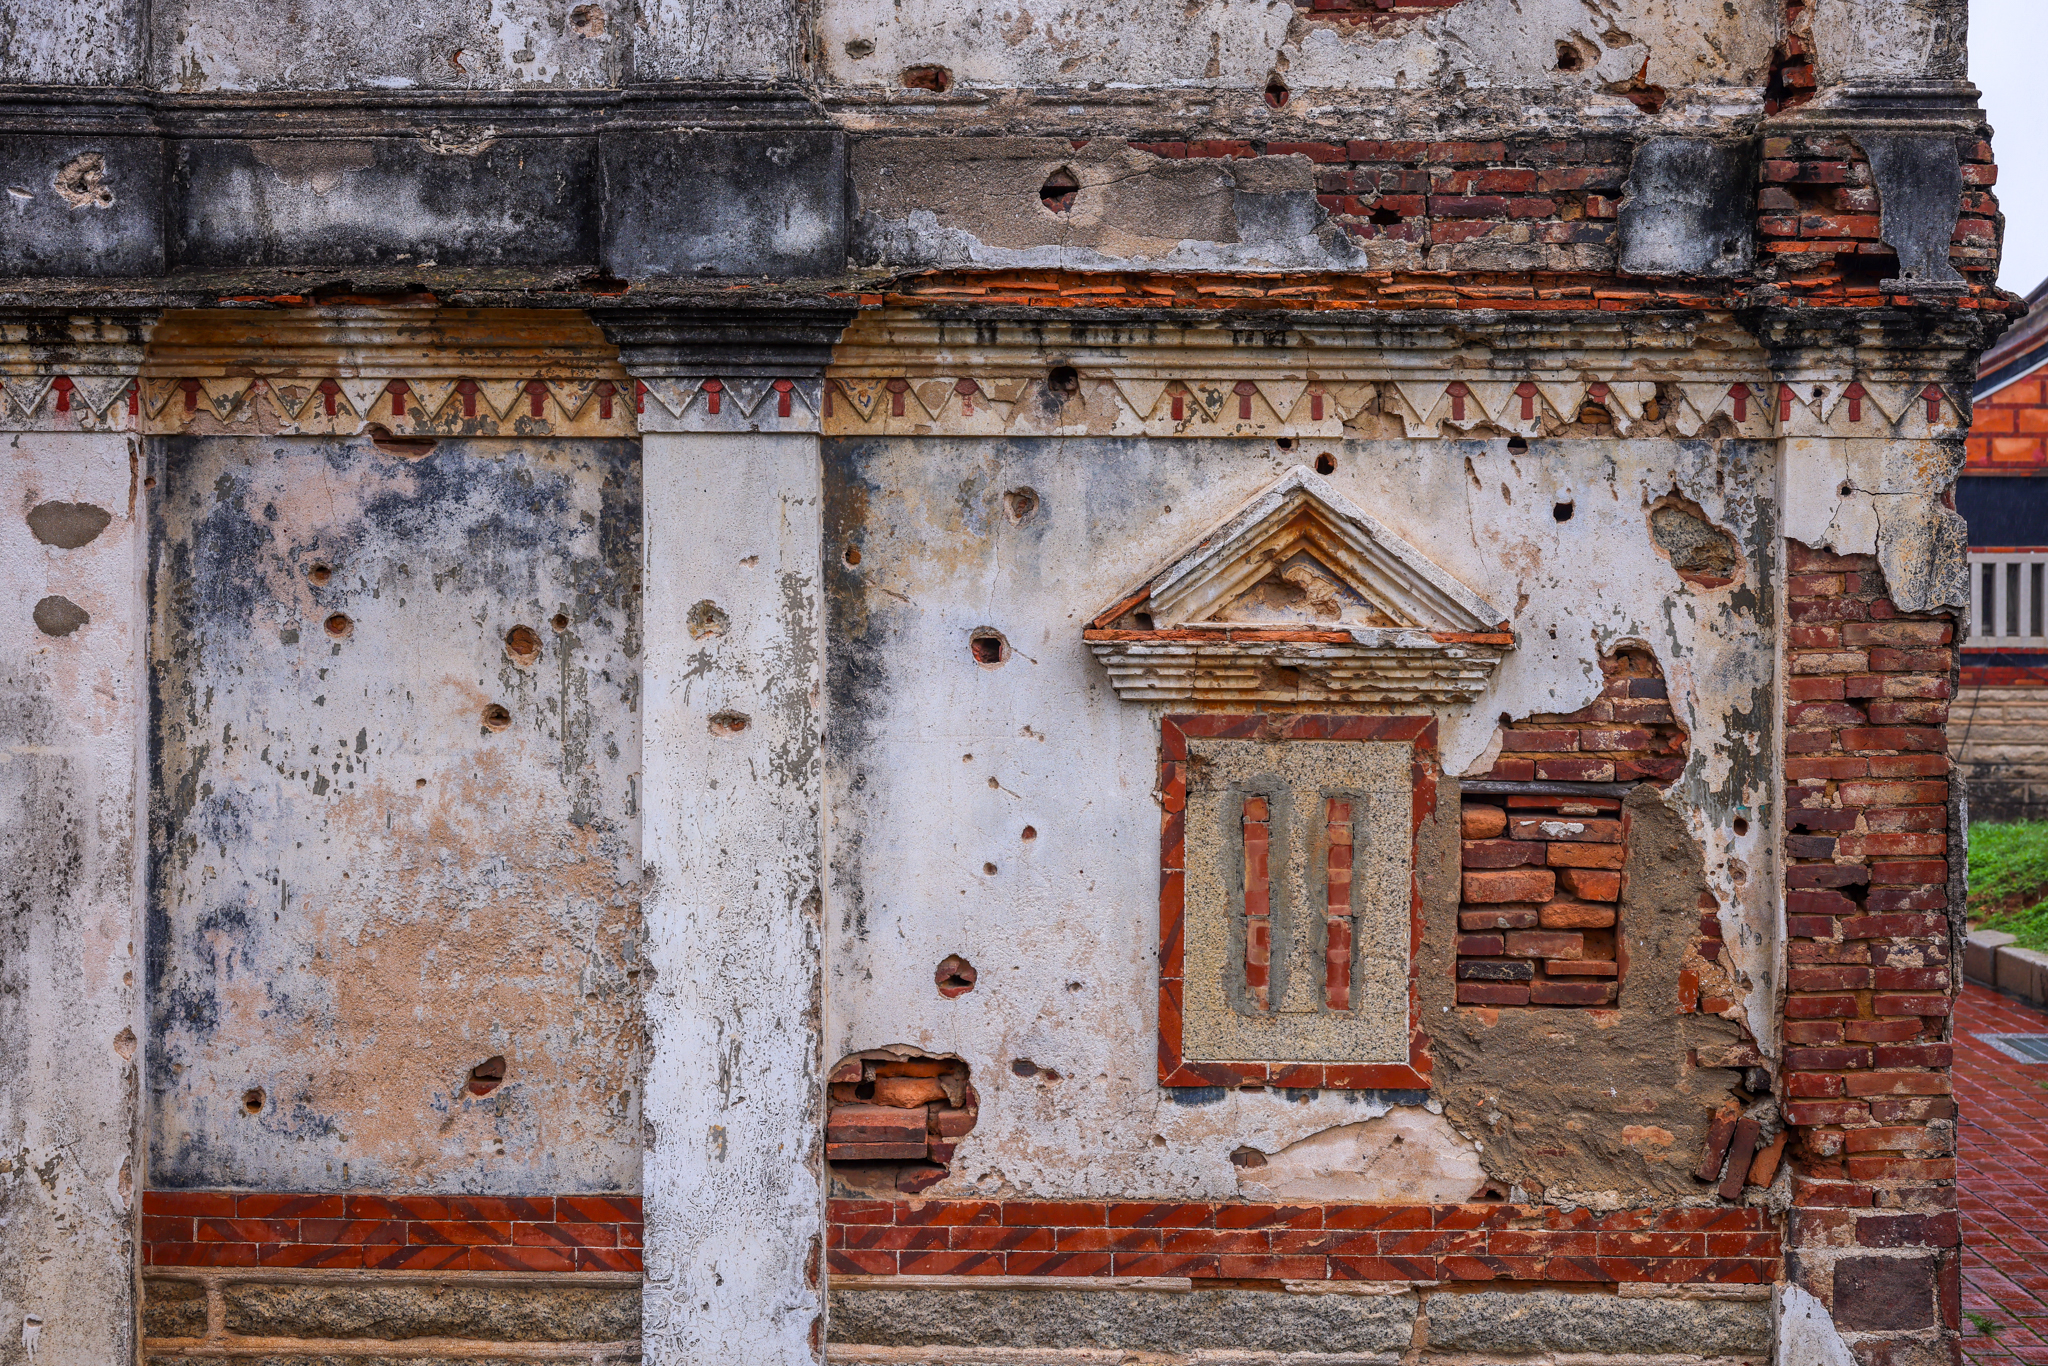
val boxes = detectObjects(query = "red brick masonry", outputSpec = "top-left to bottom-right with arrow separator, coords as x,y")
142,1191 -> 642,1272
827,1198 -> 1780,1284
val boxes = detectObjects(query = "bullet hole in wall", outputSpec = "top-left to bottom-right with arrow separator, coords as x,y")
686,599 -> 730,639
1507,435 -> 1529,453
25,499 -> 112,548
708,710 -> 750,735
1734,817 -> 1749,836
468,1055 -> 506,1096
505,624 -> 541,664
844,37 -> 874,57
1263,75 -> 1290,107
1229,1144 -> 1269,1169
1839,482 -> 1853,498
1011,1058 -> 1060,1079
983,861 -> 998,875
242,1087 -> 265,1114
844,544 -> 862,566
308,563 -> 333,585
1369,205 -> 1402,226
1021,825 -> 1037,840
1134,611 -> 1155,630
1003,487 -> 1040,523
368,425 -> 436,459
568,3 -> 605,36
1039,167 -> 1079,213
481,703 -> 512,731
987,776 -> 998,789
827,1050 -> 977,1196
901,63 -> 952,91
935,955 -> 977,997
551,613 -> 569,632
324,612 -> 352,638
1275,437 -> 1294,450
970,628 -> 1009,665
1047,365 -> 1079,396
1553,499 -> 1575,522
33,595 -> 89,638
1314,452 -> 1337,475
1556,41 -> 1583,71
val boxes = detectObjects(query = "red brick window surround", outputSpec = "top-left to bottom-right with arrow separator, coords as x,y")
1159,713 -> 1435,1091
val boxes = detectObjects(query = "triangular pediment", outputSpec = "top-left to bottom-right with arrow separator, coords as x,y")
1095,466 -> 1505,635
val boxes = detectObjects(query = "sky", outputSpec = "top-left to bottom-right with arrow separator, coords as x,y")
1973,0 -> 2048,295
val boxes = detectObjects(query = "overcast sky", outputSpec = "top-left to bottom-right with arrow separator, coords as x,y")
1973,0 -> 2048,295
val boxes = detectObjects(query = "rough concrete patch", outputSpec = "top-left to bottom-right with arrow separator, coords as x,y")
26,500 -> 113,548
219,1282 -> 640,1341
32,593 -> 89,636
53,151 -> 114,208
1236,1108 -> 1488,1203
826,1287 -> 1417,1351
1424,1288 -> 1773,1354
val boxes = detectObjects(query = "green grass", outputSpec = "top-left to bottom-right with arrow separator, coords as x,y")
1967,1311 -> 2005,1336
1969,821 -> 2048,951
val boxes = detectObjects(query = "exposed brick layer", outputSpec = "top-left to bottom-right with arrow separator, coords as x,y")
1761,134 -> 2000,293
827,1198 -> 1779,1284
1781,543 -> 1963,1358
142,1191 -> 643,1272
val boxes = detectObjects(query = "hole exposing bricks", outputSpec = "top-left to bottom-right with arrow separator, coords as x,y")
467,1055 -> 506,1096
935,955 -> 977,998
708,710 -> 750,735
505,624 -> 541,665
900,64 -> 952,92
826,1048 -> 977,1196
969,628 -> 1009,666
1039,167 -> 1079,213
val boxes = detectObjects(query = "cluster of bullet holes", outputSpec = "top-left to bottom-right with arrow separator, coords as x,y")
969,628 -> 1009,666
935,954 -> 977,998
1039,167 -> 1079,213
826,1050 -> 977,1195
467,1055 -> 506,1097
900,64 -> 951,92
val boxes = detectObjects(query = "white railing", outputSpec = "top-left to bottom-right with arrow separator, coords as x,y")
1968,552 -> 2048,648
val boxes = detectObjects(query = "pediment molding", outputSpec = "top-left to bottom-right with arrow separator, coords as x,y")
1086,466 -> 1512,705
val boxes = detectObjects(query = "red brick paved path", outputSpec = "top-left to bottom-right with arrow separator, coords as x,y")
1959,980 -> 2048,1363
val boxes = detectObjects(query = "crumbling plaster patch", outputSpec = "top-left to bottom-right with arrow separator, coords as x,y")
824,432 -> 1774,1201
1781,437 -> 1969,615
147,435 -> 643,1192
0,0 -> 143,84
816,0 -> 1774,93
1807,0 -> 1967,85
1,431 -> 142,1366
1236,1108 -> 1488,1202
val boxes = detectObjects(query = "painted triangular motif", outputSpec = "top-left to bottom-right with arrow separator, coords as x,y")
1135,466 -> 1505,633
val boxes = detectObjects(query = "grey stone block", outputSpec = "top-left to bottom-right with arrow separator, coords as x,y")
141,1278 -> 208,1339
1422,1289 -> 1772,1355
1995,944 -> 2048,1007
827,1287 -> 1418,1353
1965,929 -> 2016,985
221,1282 -> 640,1343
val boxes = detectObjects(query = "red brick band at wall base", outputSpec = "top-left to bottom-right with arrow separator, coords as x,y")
827,1199 -> 1780,1284
142,1191 -> 643,1272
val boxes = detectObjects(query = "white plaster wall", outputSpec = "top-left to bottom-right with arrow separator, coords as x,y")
642,433 -> 824,1366
0,430 -> 142,1366
817,0 -> 1775,93
825,435 -> 1778,1201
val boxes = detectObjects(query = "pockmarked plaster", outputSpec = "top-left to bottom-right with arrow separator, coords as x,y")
824,432 -> 1776,1202
1,430 -> 142,1366
640,432 -> 825,1366
146,434 -> 644,1193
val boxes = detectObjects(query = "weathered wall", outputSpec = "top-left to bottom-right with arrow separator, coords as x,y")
1,429 -> 143,1366
1952,685 -> 2048,822
824,431 -> 1776,1203
146,433 -> 643,1194
640,432 -> 825,1365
